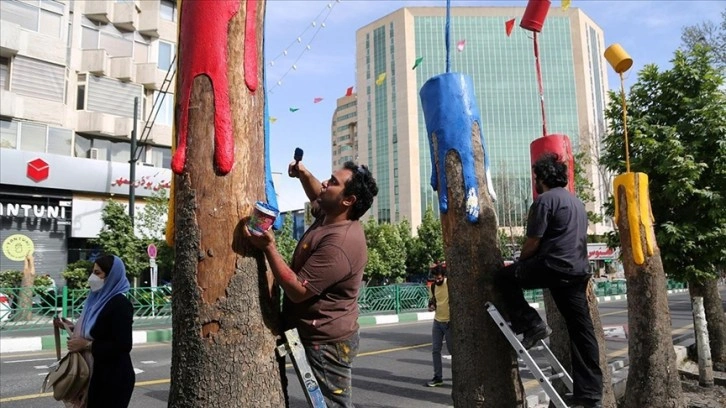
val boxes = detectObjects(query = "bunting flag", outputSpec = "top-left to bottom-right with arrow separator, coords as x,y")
505,18 -> 516,37
345,86 -> 354,96
561,0 -> 571,11
457,40 -> 466,52
313,97 -> 323,103
269,117 -> 277,123
412,57 -> 424,70
289,107 -> 299,112
375,72 -> 386,86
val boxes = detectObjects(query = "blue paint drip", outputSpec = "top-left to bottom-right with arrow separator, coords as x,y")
419,73 -> 496,224
263,61 -> 282,231
445,0 -> 451,73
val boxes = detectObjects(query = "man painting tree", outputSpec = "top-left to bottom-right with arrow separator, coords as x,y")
168,1 -> 287,406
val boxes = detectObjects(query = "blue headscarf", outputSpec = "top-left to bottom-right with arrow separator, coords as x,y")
79,256 -> 131,338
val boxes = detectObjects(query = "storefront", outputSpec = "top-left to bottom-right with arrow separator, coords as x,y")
588,243 -> 622,279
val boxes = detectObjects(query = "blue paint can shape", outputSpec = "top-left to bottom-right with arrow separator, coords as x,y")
419,72 -> 497,223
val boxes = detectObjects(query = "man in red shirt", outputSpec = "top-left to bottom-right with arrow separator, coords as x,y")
246,159 -> 378,408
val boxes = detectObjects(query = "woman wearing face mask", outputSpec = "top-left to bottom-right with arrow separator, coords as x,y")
59,255 -> 135,407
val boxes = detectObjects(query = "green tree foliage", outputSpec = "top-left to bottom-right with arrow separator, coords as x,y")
600,45 -> 726,283
363,218 -> 407,284
407,208 -> 445,275
136,189 -> 174,277
92,200 -> 145,279
274,215 -> 298,264
396,219 -> 417,276
574,150 -> 604,224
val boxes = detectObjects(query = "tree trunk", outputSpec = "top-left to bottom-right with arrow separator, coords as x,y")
545,286 -> 616,408
688,278 -> 726,371
17,252 -> 35,321
615,174 -> 684,408
168,1 -> 286,407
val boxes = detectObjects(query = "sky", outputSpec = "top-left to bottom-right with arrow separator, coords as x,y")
262,0 -> 725,212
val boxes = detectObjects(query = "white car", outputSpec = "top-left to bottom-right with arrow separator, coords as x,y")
0,293 -> 11,322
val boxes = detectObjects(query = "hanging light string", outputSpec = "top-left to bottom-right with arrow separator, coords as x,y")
268,0 -> 341,93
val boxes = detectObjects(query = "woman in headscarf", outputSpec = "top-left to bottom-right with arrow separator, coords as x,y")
63,255 -> 135,407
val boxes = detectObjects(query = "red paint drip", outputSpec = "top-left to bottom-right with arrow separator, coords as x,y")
244,0 -> 259,92
172,0 -> 241,175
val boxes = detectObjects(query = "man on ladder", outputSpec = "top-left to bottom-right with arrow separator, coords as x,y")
491,153 -> 603,408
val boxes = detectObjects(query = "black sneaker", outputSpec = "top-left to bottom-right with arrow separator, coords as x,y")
426,378 -> 444,387
521,324 -> 552,349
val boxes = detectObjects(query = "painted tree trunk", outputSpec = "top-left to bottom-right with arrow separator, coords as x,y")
17,252 -> 35,321
168,1 -> 286,406
614,173 -> 684,408
688,278 -> 726,371
439,123 -> 525,407
544,286 -> 615,408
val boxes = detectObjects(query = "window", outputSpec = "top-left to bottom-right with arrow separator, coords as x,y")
77,74 -> 87,110
0,0 -> 64,37
160,0 -> 176,22
20,122 -> 47,153
74,133 -> 91,157
47,126 -> 72,155
81,17 -> 150,60
1,120 -> 18,149
157,41 -> 175,71
0,57 -> 9,90
153,91 -> 174,126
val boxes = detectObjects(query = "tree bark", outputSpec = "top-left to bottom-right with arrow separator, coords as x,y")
17,252 -> 35,321
545,286 -> 616,408
438,122 -> 525,407
169,1 -> 286,406
615,176 -> 684,408
688,278 -> 726,371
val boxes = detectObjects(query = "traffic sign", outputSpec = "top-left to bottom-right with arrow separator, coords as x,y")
147,244 -> 157,259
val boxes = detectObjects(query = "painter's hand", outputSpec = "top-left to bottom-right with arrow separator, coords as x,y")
243,222 -> 276,251
288,160 -> 308,178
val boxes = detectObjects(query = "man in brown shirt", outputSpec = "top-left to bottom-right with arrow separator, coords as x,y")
245,159 -> 378,408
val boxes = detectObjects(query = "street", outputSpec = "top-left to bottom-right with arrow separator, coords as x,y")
0,290 -> 718,408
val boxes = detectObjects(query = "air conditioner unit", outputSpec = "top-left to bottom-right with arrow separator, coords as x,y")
88,148 -> 101,159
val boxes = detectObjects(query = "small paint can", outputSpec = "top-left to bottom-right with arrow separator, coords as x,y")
248,201 -> 279,236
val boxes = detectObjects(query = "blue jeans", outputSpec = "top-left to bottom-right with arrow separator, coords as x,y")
432,320 -> 451,380
304,333 -> 359,408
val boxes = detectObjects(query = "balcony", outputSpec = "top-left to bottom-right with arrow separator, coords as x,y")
0,89 -> 19,118
0,22 -> 65,64
77,111 -> 134,137
110,57 -> 135,82
135,63 -> 165,90
83,0 -> 113,24
0,22 -> 20,56
137,1 -> 160,38
81,49 -> 109,75
112,2 -> 138,32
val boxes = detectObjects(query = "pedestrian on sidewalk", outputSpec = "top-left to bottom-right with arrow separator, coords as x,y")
426,261 -> 451,387
54,255 -> 135,408
492,153 -> 602,408
245,159 -> 378,408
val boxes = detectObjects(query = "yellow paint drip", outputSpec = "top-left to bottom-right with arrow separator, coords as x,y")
613,172 -> 655,265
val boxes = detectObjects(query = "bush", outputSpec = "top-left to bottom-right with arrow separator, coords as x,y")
62,268 -> 90,289
0,270 -> 23,289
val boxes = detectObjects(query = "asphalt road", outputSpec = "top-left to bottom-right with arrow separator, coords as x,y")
0,289 -> 720,408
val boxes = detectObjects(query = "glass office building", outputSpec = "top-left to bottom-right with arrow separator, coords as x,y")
354,7 -> 609,234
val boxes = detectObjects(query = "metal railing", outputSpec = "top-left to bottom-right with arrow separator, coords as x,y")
0,280 -> 687,333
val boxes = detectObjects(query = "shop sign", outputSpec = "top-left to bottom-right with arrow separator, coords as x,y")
0,203 -> 68,220
2,234 -> 35,261
588,243 -> 619,260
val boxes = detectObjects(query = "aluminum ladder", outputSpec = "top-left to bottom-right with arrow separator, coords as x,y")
486,302 -> 573,408
276,328 -> 327,408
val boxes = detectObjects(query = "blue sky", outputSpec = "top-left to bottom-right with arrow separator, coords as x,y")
263,0 -> 724,212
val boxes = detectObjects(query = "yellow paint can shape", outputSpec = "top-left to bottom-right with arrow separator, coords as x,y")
613,172 -> 656,265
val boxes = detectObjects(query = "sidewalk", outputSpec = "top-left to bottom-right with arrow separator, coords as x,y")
0,289 -> 688,354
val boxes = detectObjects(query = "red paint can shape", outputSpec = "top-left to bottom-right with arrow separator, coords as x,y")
530,134 -> 575,199
520,0 -> 551,33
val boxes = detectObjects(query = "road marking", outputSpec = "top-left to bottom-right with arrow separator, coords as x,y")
33,365 -> 49,369
141,360 -> 157,364
134,368 -> 144,374
3,357 -> 56,364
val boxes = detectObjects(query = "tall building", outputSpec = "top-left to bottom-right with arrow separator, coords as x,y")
354,7 -> 610,234
331,92 -> 358,168
0,0 -> 178,279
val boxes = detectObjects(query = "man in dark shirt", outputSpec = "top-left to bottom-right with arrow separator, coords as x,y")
493,153 -> 602,408
246,159 -> 378,408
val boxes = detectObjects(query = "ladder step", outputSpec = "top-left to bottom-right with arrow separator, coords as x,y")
547,372 -> 566,381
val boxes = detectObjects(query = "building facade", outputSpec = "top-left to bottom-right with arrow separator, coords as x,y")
354,7 -> 610,234
331,93 -> 358,169
0,0 -> 177,280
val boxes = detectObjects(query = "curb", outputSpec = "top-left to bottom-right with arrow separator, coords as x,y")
0,289 -> 689,354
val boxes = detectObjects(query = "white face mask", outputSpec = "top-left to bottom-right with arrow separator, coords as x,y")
88,274 -> 105,292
